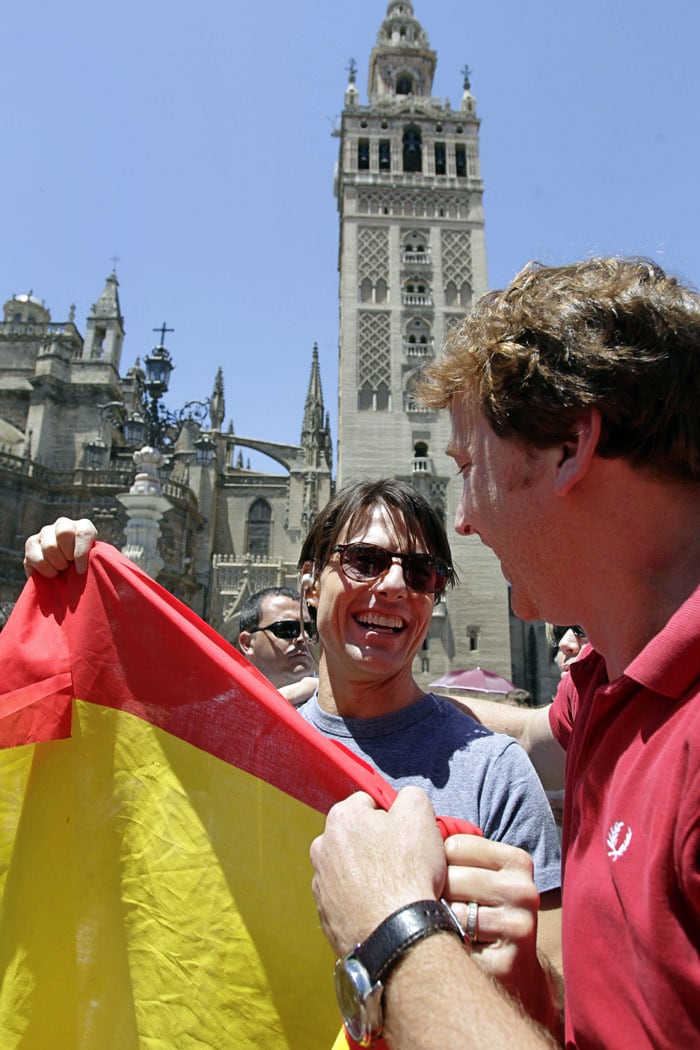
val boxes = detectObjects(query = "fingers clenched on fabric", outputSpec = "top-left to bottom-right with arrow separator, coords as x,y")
310,787 -> 447,955
23,517 -> 98,578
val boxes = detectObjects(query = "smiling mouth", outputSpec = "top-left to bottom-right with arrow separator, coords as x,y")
355,613 -> 404,633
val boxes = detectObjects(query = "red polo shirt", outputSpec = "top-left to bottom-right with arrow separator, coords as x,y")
550,584 -> 700,1049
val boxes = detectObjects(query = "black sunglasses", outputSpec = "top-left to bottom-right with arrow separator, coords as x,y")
552,624 -> 587,644
250,619 -> 318,641
332,542 -> 449,595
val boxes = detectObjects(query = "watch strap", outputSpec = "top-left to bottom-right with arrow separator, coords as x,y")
352,899 -> 464,986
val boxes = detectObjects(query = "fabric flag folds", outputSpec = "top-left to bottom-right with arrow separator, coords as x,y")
0,544 -> 476,1049
0,544 -> 376,1049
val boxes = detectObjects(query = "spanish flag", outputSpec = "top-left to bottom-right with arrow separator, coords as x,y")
0,545 -> 475,1049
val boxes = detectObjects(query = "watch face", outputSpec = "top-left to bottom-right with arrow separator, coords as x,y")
334,957 -> 382,1047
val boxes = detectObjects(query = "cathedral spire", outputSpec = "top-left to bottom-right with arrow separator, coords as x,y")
368,2 -> 436,100
93,272 -> 123,324
209,367 -> 225,431
301,343 -> 332,469
82,272 -> 125,366
344,57 -> 359,108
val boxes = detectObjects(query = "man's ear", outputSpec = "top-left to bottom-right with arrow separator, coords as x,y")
238,630 -> 255,658
300,560 -> 319,606
554,408 -> 602,496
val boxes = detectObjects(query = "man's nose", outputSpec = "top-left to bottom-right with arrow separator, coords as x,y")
559,630 -> 579,657
375,559 -> 408,596
454,500 -> 473,536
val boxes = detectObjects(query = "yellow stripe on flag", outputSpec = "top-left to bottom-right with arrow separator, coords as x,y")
0,699 -> 338,1049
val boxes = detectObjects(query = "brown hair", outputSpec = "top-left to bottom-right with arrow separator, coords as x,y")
419,257 -> 700,480
298,478 -> 457,601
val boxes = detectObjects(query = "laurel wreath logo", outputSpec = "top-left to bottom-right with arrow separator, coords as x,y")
607,821 -> 633,861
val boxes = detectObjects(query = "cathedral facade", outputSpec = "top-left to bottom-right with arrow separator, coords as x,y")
0,2 -> 557,700
0,277 -> 333,644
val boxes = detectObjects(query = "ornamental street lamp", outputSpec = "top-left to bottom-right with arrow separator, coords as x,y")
121,325 -> 215,461
84,436 -> 109,469
123,412 -> 147,448
115,324 -> 218,577
193,433 -> 217,466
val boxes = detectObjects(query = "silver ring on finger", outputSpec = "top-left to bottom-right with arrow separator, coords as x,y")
466,900 -> 479,944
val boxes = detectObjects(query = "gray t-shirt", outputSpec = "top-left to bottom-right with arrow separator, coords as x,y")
299,692 -> 560,893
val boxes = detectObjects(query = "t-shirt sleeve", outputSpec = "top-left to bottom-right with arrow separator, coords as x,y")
478,739 -> 562,894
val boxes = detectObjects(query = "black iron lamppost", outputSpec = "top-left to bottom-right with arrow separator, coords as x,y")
84,323 -> 218,580
120,324 -> 215,465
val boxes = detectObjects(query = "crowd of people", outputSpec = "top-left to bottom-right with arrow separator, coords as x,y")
22,255 -> 699,1048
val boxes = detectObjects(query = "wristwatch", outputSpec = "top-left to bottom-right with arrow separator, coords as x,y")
334,899 -> 464,1047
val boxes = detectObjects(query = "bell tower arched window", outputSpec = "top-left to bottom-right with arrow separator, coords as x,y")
379,140 -> 391,170
402,126 -> 422,173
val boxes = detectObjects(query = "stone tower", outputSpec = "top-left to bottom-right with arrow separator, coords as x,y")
335,1 -> 512,681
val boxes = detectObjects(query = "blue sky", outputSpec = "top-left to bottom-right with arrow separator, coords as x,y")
2,0 -> 697,468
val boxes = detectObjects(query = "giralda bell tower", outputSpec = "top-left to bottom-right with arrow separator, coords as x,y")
335,1 -> 511,680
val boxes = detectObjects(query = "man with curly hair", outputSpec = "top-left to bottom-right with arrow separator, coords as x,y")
310,258 -> 700,1048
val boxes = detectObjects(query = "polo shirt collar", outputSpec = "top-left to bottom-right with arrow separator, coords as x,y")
624,582 -> 700,700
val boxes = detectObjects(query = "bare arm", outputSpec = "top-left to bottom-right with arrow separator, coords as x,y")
310,789 -> 562,1048
382,935 -> 560,1050
278,676 -> 318,706
24,517 -> 98,578
446,697 -> 565,792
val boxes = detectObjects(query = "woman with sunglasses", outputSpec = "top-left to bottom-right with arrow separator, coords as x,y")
295,479 -> 562,978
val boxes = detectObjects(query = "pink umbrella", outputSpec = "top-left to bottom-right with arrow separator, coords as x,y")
429,667 -> 516,695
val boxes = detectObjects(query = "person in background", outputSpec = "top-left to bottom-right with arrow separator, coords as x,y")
309,257 -> 700,1049
237,586 -> 317,704
546,623 -> 589,673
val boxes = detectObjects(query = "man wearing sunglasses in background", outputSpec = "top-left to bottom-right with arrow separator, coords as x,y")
237,586 -> 317,705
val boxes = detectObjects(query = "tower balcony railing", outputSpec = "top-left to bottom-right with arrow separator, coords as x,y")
402,251 -> 432,265
0,450 -> 193,505
402,293 -> 433,307
404,341 -> 435,357
412,456 -> 434,475
403,397 -> 432,415
0,321 -> 73,338
211,554 -> 295,597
